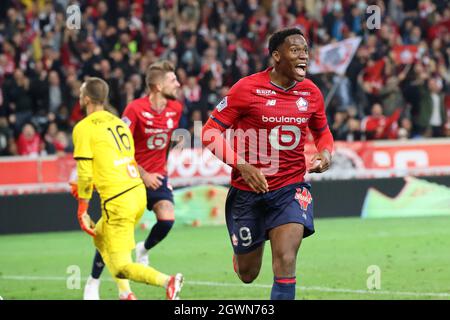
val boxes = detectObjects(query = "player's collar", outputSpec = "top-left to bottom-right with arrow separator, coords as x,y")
265,67 -> 297,92
269,80 -> 297,92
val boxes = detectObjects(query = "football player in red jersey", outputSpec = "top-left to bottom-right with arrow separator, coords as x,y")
83,61 -> 183,300
202,28 -> 334,300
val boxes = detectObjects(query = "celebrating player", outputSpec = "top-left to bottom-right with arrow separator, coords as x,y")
82,61 -> 183,299
201,28 -> 334,300
72,77 -> 183,300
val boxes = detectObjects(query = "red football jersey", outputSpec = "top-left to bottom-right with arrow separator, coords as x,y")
122,97 -> 183,175
209,67 -> 329,191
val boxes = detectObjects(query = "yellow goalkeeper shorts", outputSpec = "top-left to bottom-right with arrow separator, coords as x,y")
94,183 -> 146,253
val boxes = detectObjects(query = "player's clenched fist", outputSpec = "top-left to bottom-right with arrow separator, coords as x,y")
308,150 -> 332,173
236,163 -> 269,194
77,199 -> 96,237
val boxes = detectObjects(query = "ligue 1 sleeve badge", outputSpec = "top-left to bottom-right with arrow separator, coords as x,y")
296,97 -> 308,112
216,97 -> 228,112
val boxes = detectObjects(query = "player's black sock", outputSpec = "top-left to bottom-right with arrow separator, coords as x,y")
144,220 -> 175,250
91,250 -> 105,279
270,276 -> 296,300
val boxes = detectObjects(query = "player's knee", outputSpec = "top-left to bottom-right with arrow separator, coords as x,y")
154,201 -> 175,220
273,252 -> 297,270
114,264 -> 130,279
238,268 -> 260,284
108,257 -> 130,280
115,270 -> 127,279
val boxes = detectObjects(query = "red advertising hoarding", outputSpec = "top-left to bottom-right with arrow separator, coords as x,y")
1,139 -> 449,195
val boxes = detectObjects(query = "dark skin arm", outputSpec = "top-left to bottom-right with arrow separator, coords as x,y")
308,149 -> 332,173
235,162 -> 269,194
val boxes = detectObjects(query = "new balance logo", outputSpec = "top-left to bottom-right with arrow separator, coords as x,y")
266,99 -> 277,106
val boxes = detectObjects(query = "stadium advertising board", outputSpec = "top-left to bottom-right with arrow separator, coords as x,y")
0,139 -> 449,194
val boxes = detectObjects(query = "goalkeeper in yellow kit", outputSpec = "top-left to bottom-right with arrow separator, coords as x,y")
72,77 -> 183,300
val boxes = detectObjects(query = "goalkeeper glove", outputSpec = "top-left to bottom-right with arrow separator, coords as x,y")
77,199 -> 96,237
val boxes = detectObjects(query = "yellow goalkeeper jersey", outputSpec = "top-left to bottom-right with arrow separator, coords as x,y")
72,110 -> 142,201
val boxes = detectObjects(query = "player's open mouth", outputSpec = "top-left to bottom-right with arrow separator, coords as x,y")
295,63 -> 307,78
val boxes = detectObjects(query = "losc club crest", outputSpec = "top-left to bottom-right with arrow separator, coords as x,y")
295,187 -> 312,211
231,234 -> 238,246
296,97 -> 308,112
167,118 -> 174,129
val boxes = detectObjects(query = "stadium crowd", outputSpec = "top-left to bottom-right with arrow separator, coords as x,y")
0,0 -> 449,157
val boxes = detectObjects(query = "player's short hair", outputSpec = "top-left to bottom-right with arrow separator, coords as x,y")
268,28 -> 305,55
145,60 -> 175,89
83,77 -> 109,105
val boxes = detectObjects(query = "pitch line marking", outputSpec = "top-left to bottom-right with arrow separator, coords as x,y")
1,275 -> 449,298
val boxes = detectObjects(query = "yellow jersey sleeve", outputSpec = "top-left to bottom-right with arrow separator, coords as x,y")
72,120 -> 95,200
76,160 -> 94,199
73,121 -> 93,160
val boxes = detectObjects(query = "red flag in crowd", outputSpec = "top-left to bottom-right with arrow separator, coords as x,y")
392,45 -> 418,64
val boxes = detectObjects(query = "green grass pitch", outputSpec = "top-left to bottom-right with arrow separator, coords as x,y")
0,216 -> 449,300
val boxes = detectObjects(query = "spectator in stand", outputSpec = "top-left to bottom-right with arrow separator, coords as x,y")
416,77 -> 447,137
28,60 -> 49,117
346,117 -> 363,142
43,121 -> 59,155
54,130 -> 71,155
379,62 -> 409,116
3,69 -> 33,132
0,0 -> 449,157
330,111 -> 349,141
361,103 -> 401,140
0,116 -> 15,156
47,70 -> 65,115
398,117 -> 413,140
330,108 -> 362,142
43,121 -> 70,155
183,76 -> 201,108
198,73 -> 220,123
16,122 -> 43,156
